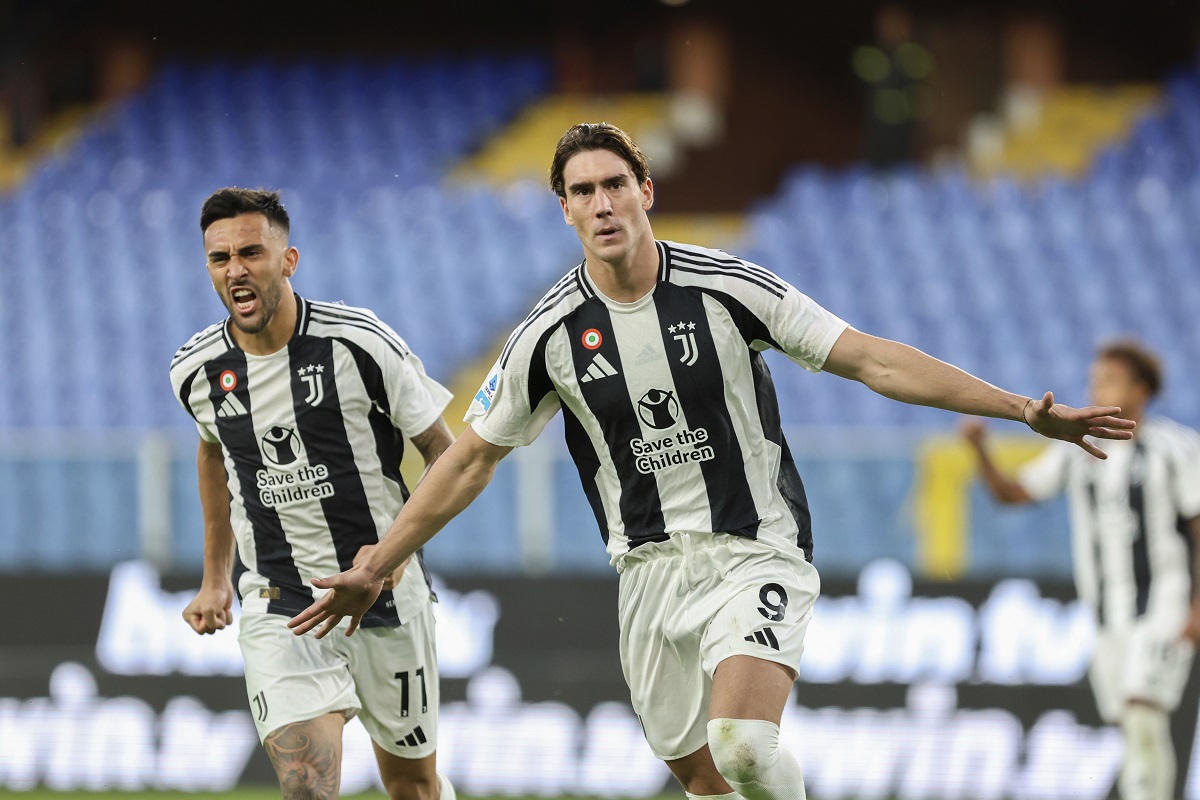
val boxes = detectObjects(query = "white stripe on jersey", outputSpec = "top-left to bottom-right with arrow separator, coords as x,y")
169,297 -> 450,625
467,241 -> 848,568
1020,416 -> 1200,629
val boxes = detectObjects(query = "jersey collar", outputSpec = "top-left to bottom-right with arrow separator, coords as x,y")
222,293 -> 309,353
576,241 -> 669,304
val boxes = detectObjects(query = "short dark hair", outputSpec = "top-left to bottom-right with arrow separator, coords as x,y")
200,187 -> 290,235
549,122 -> 650,198
1098,338 -> 1163,397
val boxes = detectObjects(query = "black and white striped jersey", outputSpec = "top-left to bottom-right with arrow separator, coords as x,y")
1019,416 -> 1200,629
169,296 -> 451,627
465,241 -> 849,567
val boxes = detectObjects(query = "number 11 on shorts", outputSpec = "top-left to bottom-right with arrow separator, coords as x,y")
395,667 -> 428,717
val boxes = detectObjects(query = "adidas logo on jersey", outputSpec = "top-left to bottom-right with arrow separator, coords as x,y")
744,627 -> 780,650
580,353 -> 618,383
633,343 -> 660,366
217,393 -> 248,417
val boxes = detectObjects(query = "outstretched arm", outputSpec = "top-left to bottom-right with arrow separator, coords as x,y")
289,426 -> 511,638
823,329 -> 1135,457
182,439 -> 237,634
352,418 -> 456,590
960,421 -> 1035,505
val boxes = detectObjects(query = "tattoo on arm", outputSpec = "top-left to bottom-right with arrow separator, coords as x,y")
263,721 -> 341,800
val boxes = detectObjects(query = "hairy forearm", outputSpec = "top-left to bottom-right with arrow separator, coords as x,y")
363,435 -> 500,581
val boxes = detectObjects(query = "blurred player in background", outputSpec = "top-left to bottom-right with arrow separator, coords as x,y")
964,340 -> 1200,800
289,124 -> 1134,800
169,188 -> 456,800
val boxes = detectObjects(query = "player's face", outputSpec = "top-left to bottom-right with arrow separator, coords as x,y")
1089,356 -> 1148,412
204,213 -> 298,335
559,148 -> 654,265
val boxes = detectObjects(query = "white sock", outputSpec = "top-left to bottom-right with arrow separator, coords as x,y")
685,793 -> 740,800
707,718 -> 806,800
1119,704 -> 1173,800
436,771 -> 456,800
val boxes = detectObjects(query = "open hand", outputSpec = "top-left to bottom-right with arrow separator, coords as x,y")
287,567 -> 383,639
1023,391 -> 1135,458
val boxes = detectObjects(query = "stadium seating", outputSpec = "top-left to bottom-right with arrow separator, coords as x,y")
2,54 -> 1198,578
738,67 -> 1200,430
0,55 -> 570,429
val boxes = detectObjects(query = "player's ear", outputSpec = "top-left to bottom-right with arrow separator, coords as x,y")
642,178 -> 654,212
560,195 -> 574,227
283,246 -> 299,277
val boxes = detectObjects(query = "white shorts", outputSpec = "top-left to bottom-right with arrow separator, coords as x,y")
1090,617 -> 1195,722
617,533 -> 819,761
238,600 -> 439,758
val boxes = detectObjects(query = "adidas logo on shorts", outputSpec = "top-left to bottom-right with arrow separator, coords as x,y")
744,627 -> 780,650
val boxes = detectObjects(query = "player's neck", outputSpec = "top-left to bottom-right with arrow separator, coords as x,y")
232,290 -> 298,356
1127,405 -> 1145,433
584,231 -> 659,303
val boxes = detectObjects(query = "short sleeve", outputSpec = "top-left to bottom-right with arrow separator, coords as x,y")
383,349 -> 453,438
1169,428 -> 1200,519
465,348 -> 561,449
1016,442 -> 1072,502
765,284 -> 851,373
196,419 -> 220,444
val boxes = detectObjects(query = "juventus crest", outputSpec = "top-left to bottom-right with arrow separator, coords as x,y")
667,320 -> 699,366
297,364 -> 325,406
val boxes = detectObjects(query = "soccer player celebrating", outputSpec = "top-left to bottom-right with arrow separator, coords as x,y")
289,124 -> 1134,800
170,188 -> 456,800
964,340 -> 1200,800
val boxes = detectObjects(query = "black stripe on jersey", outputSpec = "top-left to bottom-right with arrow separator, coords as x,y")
702,289 -> 783,350
697,283 -> 813,552
670,262 -> 786,300
1129,441 -> 1152,618
564,404 -> 610,544
567,301 -> 668,548
309,307 -> 411,360
574,262 -> 595,299
178,368 -> 203,422
750,349 -> 813,559
339,338 -> 407,495
221,319 -> 237,351
1085,479 -> 1105,625
667,247 -> 788,297
309,300 -> 405,347
296,295 -> 311,336
654,283 -> 760,538
668,242 -> 788,289
205,354 -> 313,615
658,241 -> 670,282
288,337 -> 400,627
499,271 -> 583,369
171,326 -> 224,369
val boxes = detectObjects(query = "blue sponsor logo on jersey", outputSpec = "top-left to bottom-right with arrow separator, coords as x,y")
474,371 -> 499,410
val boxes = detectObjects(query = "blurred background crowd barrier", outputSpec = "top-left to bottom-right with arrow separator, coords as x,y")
2,0 -> 1199,796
